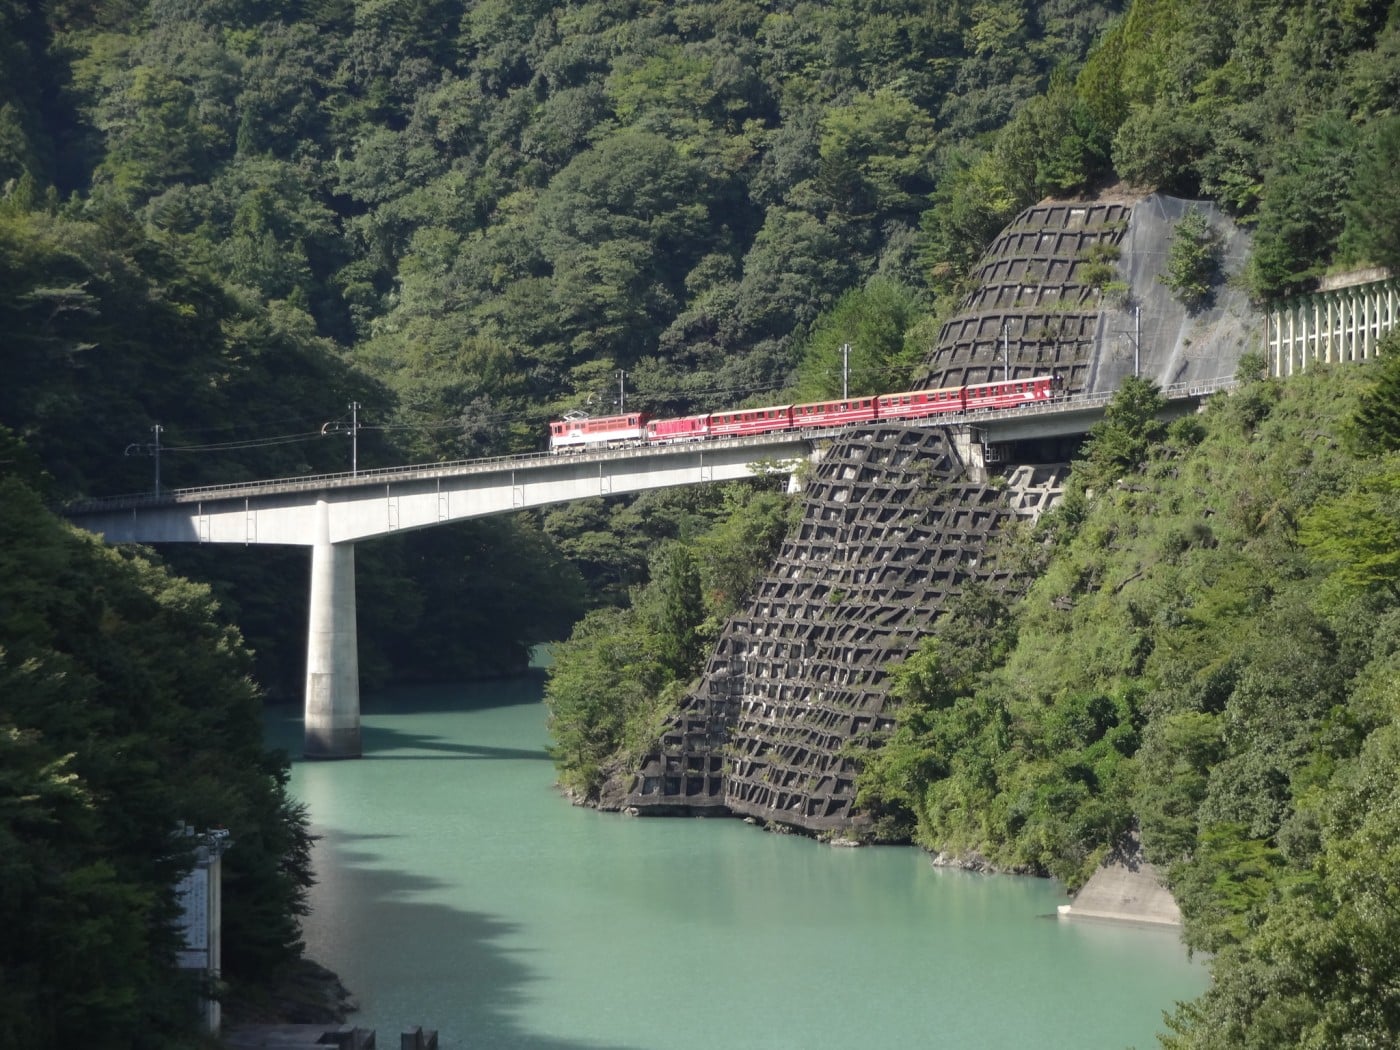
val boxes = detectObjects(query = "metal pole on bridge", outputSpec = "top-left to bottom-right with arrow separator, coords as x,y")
321,403 -> 362,476
152,424 -> 163,496
123,424 -> 164,497
350,401 -> 359,476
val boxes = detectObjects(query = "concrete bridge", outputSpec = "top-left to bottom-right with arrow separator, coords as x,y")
67,432 -> 822,757
63,379 -> 1235,758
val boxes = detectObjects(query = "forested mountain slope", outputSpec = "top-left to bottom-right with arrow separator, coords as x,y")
4,1 -> 1400,1046
4,0 -> 1399,690
0,432 -> 315,1048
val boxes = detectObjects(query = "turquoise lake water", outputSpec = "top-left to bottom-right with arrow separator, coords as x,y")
266,677 -> 1208,1049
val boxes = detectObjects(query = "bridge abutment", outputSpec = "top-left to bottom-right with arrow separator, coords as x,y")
305,499 -> 362,759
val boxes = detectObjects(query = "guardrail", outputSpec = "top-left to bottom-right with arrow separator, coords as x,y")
62,377 -> 1239,514
61,429 -> 836,513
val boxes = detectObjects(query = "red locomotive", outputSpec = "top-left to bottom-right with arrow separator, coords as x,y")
548,411 -> 650,451
548,374 -> 1064,453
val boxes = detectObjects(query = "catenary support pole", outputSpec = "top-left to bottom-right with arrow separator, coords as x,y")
304,498 -> 362,758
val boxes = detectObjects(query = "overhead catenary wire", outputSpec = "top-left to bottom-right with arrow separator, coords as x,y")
145,349 -> 1020,458
145,377 -> 804,455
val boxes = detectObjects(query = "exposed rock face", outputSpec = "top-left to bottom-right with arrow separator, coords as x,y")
919,194 -> 1254,394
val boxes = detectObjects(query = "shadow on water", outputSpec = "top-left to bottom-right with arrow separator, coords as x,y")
359,722 -> 551,761
361,677 -> 550,716
264,718 -> 551,762
264,676 -> 548,723
310,827 -> 646,1050
263,680 -> 554,760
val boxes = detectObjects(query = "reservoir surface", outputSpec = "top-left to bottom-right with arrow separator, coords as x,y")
266,677 -> 1207,1049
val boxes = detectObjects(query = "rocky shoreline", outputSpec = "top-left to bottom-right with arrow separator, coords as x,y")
223,958 -> 358,1029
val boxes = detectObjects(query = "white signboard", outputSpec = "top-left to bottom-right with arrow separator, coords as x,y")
175,865 -> 209,969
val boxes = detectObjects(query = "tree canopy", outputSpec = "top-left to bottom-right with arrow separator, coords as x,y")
3,1 -> 1400,1044
0,430 -> 314,1047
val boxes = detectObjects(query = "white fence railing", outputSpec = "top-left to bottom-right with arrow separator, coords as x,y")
1267,277 -> 1398,376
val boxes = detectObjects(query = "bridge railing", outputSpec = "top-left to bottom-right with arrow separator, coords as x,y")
63,377 -> 1240,514
62,428 -> 837,513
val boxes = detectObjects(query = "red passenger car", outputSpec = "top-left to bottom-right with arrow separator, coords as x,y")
708,405 -> 793,438
791,396 -> 879,429
963,374 -> 1063,411
875,386 -> 967,421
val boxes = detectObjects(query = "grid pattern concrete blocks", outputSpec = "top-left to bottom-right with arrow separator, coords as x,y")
625,426 -> 1020,831
624,199 -> 1114,832
916,202 -> 1132,393
1001,464 -> 1070,523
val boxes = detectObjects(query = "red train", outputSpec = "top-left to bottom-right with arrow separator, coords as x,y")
548,374 -> 1064,452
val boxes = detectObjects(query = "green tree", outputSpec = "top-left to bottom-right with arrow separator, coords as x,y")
919,147 -> 1023,298
1298,467 -> 1400,602
0,457 -> 314,1046
816,88 -> 937,218
692,486 -> 794,621
793,277 -> 922,400
1249,114 -> 1361,299
1348,335 -> 1400,455
1340,113 -> 1400,275
1078,375 -> 1167,488
544,606 -> 666,800
1159,207 -> 1222,310
651,543 -> 705,681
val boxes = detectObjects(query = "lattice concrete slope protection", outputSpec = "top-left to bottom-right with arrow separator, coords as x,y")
918,194 -> 1255,393
613,196 -> 1259,833
623,428 -> 1065,831
916,200 -> 1133,392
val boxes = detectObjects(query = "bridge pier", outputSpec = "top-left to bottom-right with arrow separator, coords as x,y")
304,499 -> 362,759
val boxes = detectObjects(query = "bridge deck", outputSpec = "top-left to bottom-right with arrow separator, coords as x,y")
64,377 -> 1235,517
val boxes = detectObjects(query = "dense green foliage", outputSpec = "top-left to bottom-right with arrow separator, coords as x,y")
3,0 -> 1400,1044
2,0 -> 1396,690
0,0 -> 1138,438
854,363 -> 1400,1045
545,481 -> 793,798
0,200 -> 586,694
1092,0 -> 1400,299
1158,207 -> 1222,310
0,430 -> 313,1049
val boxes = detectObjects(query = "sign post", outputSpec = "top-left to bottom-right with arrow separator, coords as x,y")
174,825 -> 233,1033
